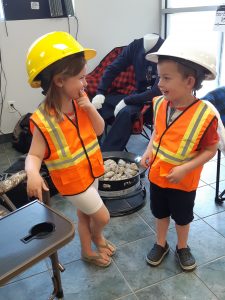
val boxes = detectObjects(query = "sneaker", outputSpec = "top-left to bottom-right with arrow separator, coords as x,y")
176,246 -> 196,271
146,242 -> 169,266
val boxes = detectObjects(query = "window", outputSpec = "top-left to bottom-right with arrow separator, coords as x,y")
161,1 -> 224,97
167,0 -> 222,9
0,1 -> 3,20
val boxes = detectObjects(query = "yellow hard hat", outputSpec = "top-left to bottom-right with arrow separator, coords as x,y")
26,31 -> 96,88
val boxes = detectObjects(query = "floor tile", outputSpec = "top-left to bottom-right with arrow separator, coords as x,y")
61,260 -> 132,300
126,134 -> 149,156
114,236 -> 181,291
0,271 -> 53,300
104,212 -> 154,247
135,272 -> 217,300
57,234 -> 81,265
8,261 -> 48,284
194,185 -> 225,218
0,144 -> 6,154
200,160 -> 225,184
195,257 -> 225,300
167,219 -> 225,266
49,194 -> 78,223
115,295 -> 137,300
203,210 -> 225,237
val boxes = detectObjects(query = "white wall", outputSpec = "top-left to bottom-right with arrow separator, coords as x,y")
0,17 -> 77,134
0,0 -> 160,134
76,0 -> 160,71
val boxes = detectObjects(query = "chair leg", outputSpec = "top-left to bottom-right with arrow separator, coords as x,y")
141,126 -> 150,140
215,150 -> 225,203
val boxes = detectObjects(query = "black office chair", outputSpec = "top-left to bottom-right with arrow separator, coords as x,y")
202,86 -> 225,203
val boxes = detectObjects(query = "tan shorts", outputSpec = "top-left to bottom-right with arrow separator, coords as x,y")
65,179 -> 103,215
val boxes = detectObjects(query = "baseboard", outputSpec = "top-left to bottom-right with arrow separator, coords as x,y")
0,133 -> 13,144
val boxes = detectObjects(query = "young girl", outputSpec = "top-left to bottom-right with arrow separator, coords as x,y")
25,31 -> 116,267
141,36 -> 218,271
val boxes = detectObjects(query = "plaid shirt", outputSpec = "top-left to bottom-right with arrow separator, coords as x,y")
202,87 -> 225,126
86,37 -> 164,105
86,47 -> 136,99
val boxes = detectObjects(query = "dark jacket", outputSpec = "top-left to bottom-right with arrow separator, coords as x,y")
97,36 -> 164,105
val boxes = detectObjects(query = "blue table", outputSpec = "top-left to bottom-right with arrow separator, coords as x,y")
0,200 -> 75,299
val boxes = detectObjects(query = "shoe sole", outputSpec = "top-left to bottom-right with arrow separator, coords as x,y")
176,252 -> 196,271
82,253 -> 112,267
146,246 -> 170,266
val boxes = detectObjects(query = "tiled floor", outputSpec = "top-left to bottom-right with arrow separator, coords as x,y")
1,132 -> 225,300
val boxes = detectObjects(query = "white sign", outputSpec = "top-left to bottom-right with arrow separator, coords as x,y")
214,5 -> 225,31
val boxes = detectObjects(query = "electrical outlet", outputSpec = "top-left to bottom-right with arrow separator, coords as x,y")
7,101 -> 16,113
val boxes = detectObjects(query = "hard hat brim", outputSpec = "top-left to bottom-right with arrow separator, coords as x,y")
146,52 -> 216,80
84,48 -> 97,60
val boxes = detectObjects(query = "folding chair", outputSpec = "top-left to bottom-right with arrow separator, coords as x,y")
131,101 -> 153,140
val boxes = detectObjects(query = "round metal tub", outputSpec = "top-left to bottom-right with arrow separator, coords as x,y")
99,151 -> 147,217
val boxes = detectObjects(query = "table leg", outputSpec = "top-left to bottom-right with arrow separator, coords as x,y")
49,252 -> 65,300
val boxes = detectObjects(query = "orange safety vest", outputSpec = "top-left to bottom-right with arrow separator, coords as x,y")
30,100 -> 104,196
149,96 -> 217,192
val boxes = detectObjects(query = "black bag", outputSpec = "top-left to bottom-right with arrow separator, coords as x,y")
12,113 -> 33,154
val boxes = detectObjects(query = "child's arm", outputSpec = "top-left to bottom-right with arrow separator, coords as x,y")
76,91 -> 105,136
140,129 -> 155,168
25,126 -> 49,201
166,143 -> 218,184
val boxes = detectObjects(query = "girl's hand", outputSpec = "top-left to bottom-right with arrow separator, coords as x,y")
166,165 -> 187,184
27,173 -> 49,201
140,151 -> 151,168
76,90 -> 92,111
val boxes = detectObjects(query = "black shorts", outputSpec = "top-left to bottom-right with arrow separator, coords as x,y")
150,182 -> 196,225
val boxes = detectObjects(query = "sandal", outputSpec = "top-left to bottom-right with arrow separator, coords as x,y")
82,252 -> 112,267
97,239 -> 117,256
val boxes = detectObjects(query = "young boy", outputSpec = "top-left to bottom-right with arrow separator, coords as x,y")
140,36 -> 219,271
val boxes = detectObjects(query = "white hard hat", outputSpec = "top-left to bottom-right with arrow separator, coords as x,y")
146,35 -> 216,80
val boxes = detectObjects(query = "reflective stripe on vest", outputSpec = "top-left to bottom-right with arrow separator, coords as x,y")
35,104 -> 100,172
152,97 -> 214,165
30,100 -> 104,195
149,96 -> 216,191
153,96 -> 164,125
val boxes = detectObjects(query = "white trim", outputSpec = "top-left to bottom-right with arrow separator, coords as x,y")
162,6 -> 219,14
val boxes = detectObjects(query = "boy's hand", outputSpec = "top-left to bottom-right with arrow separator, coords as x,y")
166,165 -> 187,184
140,151 -> 151,168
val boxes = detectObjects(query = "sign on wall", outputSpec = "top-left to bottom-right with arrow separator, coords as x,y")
214,5 -> 225,31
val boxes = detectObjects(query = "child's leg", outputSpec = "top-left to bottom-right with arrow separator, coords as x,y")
146,183 -> 170,266
175,223 -> 190,249
77,209 -> 111,266
156,217 -> 170,247
175,222 -> 196,270
89,205 -> 116,256
89,179 -> 115,256
89,204 -> 114,256
66,180 -> 115,256
171,189 -> 196,271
